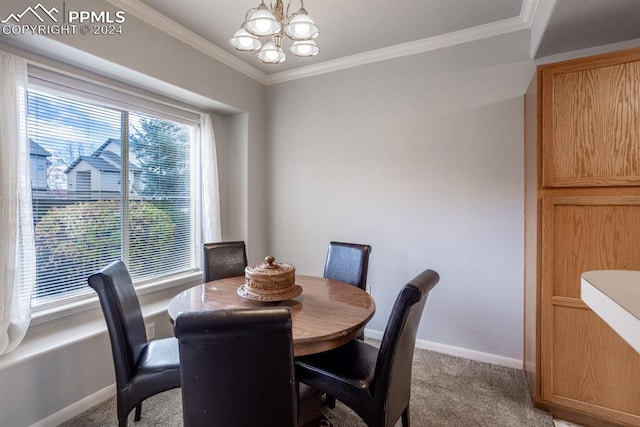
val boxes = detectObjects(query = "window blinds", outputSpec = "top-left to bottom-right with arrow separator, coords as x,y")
27,69 -> 199,308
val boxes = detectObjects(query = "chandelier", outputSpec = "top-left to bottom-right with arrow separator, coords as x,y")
229,0 -> 320,64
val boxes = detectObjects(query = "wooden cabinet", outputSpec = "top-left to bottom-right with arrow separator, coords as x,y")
541,52 -> 640,187
525,48 -> 640,427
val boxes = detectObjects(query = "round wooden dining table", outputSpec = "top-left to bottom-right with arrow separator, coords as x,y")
168,274 -> 376,426
168,275 -> 376,357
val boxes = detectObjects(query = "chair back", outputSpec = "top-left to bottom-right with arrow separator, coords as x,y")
372,269 -> 440,426
88,260 -> 147,389
323,241 -> 371,290
175,307 -> 297,427
203,241 -> 248,282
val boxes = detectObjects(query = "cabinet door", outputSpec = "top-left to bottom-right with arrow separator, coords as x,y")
540,192 -> 640,425
541,49 -> 640,187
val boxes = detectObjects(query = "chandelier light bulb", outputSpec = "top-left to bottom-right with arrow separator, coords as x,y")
266,51 -> 278,61
293,23 -> 310,36
255,18 -> 272,34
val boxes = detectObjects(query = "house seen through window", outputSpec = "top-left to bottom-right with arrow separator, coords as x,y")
28,84 -> 198,309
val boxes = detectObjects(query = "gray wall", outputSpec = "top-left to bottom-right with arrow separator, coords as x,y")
266,30 -> 534,360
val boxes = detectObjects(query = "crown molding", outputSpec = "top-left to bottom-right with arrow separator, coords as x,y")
266,16 -> 529,85
108,0 -> 536,86
520,0 -> 540,27
107,0 -> 267,84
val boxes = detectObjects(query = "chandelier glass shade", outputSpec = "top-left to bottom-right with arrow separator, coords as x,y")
289,39 -> 319,57
229,0 -> 320,64
256,39 -> 287,64
229,28 -> 262,51
246,3 -> 282,36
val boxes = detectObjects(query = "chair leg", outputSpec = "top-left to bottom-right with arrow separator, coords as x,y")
326,394 -> 336,409
134,404 -> 142,421
118,417 -> 128,427
401,405 -> 410,427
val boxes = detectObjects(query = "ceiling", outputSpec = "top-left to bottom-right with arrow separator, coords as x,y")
112,0 -> 640,82
534,0 -> 640,58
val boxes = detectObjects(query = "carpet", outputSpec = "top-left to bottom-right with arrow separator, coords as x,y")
59,347 -> 552,426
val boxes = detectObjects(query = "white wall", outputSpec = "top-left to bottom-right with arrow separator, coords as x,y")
266,30 -> 534,361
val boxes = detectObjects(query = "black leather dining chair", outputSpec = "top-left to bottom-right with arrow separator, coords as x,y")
174,307 -> 297,427
88,260 -> 181,427
295,269 -> 440,427
203,240 -> 248,282
323,241 -> 372,292
322,241 -> 372,408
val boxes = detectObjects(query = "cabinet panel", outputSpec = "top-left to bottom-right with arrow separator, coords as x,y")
542,51 -> 640,187
544,195 -> 640,298
553,305 -> 640,417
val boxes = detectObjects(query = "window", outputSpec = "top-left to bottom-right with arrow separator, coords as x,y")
27,70 -> 201,310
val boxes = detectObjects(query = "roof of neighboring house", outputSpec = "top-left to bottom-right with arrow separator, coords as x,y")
64,138 -> 142,174
92,138 -> 121,156
30,139 -> 51,157
64,156 -> 120,174
101,150 -> 142,171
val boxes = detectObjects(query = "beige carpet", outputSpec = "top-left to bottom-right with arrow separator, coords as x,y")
59,347 -> 552,426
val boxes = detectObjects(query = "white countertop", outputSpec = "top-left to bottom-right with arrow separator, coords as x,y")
581,270 -> 640,353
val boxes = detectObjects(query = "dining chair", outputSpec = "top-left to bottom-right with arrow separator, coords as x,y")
295,269 -> 440,427
323,241 -> 372,292
322,241 -> 372,408
203,240 -> 248,282
174,307 -> 297,427
87,260 -> 181,427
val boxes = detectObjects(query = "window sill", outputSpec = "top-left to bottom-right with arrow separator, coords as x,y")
30,270 -> 202,326
0,270 -> 203,370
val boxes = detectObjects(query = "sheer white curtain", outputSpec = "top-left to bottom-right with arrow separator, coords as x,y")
0,51 -> 35,356
200,113 -> 222,243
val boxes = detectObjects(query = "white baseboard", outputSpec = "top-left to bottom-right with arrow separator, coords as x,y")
365,329 -> 523,370
553,419 -> 584,427
30,384 -> 115,427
